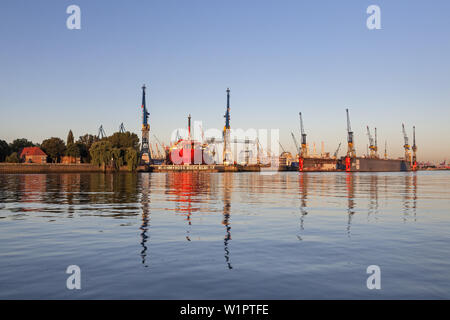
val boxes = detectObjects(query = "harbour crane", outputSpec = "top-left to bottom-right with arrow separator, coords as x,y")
299,112 -> 308,157
346,109 -> 356,158
366,126 -> 377,158
333,142 -> 341,159
374,127 -> 378,156
98,125 -> 106,139
412,126 -> 418,170
402,123 -> 411,164
291,132 -> 300,156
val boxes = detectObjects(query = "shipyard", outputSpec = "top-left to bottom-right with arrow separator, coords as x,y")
0,83 -> 426,174
127,85 -> 419,174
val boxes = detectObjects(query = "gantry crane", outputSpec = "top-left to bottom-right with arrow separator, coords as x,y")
402,123 -> 411,164
346,109 -> 356,158
299,112 -> 308,158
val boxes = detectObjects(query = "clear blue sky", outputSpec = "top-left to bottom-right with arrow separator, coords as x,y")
1,0 -> 449,162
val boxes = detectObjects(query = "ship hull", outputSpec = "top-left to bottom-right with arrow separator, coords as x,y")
297,158 -> 338,172
338,157 -> 411,172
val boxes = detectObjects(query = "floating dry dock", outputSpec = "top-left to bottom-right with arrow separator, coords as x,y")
142,164 -> 265,173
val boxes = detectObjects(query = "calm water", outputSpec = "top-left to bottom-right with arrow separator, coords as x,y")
0,171 -> 449,299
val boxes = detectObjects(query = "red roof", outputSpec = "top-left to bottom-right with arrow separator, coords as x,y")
20,147 -> 47,157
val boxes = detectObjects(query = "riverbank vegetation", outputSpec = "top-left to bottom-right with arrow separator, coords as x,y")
0,130 -> 140,171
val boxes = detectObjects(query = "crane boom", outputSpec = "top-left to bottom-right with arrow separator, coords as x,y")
333,142 -> 341,158
291,132 -> 300,156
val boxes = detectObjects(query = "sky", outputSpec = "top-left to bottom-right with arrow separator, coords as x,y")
0,0 -> 449,162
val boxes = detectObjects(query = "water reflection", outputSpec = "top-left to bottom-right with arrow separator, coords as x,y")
297,173 -> 308,241
368,174 -> 379,223
140,174 -> 151,267
165,172 -> 208,241
403,173 -> 418,222
0,171 -> 428,269
222,173 -> 233,269
346,173 -> 355,238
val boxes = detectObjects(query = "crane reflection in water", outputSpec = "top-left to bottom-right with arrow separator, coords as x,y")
222,173 -> 233,269
297,173 -> 308,241
140,174 -> 151,267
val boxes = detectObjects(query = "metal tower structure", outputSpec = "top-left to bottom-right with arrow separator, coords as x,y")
119,123 -> 126,133
98,125 -> 106,139
346,109 -> 356,158
366,126 -> 377,158
412,126 -> 418,170
402,123 -> 411,164
140,85 -> 152,164
223,88 -> 232,165
299,112 -> 308,158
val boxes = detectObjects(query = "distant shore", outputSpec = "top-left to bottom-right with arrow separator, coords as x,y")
0,163 -> 104,174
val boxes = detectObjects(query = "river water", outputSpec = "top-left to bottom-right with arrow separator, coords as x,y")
0,171 -> 449,299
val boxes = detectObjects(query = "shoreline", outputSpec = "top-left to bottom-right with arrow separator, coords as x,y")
0,163 -> 447,174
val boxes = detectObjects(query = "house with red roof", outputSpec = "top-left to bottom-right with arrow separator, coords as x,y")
20,147 -> 47,164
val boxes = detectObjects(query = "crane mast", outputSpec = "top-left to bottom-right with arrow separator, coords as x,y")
402,123 -> 411,164
366,126 -> 378,158
223,88 -> 232,165
412,126 -> 417,170
299,112 -> 308,157
346,109 -> 356,158
374,127 -> 378,155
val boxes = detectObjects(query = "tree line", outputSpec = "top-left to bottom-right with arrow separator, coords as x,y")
0,130 -> 140,171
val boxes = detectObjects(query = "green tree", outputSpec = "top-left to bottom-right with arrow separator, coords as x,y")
108,132 -> 139,150
9,138 -> 34,154
67,130 -> 74,145
90,140 -> 113,166
77,134 -> 99,163
111,148 -> 124,170
0,140 -> 11,162
125,147 -> 138,171
66,143 -> 81,157
5,152 -> 20,163
41,137 -> 66,163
